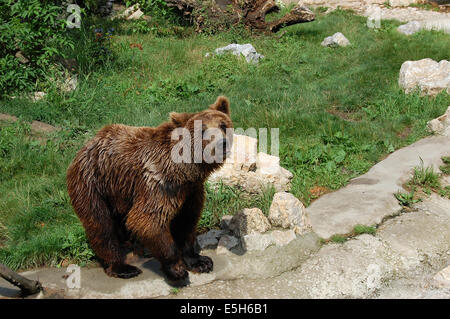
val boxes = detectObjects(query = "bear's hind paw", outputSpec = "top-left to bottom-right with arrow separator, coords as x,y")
106,263 -> 142,279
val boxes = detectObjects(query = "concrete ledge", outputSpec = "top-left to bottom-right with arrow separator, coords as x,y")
308,135 -> 450,239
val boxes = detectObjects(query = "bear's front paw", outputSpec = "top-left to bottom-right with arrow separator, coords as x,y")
185,255 -> 213,273
106,263 -> 142,279
163,261 -> 189,285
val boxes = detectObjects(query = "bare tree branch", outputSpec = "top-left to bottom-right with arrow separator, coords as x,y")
0,263 -> 42,296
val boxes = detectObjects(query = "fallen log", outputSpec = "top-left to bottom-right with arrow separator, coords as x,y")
163,0 -> 315,33
0,263 -> 42,296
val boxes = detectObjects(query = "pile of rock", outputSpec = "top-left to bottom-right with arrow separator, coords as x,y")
195,191 -> 311,253
399,58 -> 450,96
207,134 -> 293,194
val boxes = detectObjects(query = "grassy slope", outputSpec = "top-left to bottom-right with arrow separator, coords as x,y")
0,9 -> 449,270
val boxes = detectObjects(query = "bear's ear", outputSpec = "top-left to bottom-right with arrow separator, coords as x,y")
169,112 -> 194,127
209,96 -> 230,116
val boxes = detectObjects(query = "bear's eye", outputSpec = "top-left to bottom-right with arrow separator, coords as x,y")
201,124 -> 207,134
219,122 -> 227,132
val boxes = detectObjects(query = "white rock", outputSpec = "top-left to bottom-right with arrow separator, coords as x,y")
228,134 -> 258,171
269,192 -> 311,234
397,21 -> 422,35
213,43 -> 264,64
62,75 -> 78,93
433,265 -> 450,288
127,9 -> 144,20
195,229 -> 225,250
256,153 -> 293,191
229,208 -> 271,237
216,235 -> 239,254
399,58 -> 450,96
271,229 -> 296,246
208,134 -> 293,194
427,106 -> 450,136
321,32 -> 350,47
31,92 -> 47,102
119,4 -> 140,19
241,233 -> 273,251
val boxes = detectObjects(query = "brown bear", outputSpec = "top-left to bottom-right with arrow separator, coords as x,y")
66,96 -> 233,282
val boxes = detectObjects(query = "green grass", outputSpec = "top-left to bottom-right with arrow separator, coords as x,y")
395,190 -> 421,207
440,156 -> 450,174
395,158 -> 448,207
353,224 -> 377,235
409,159 -> 441,191
409,2 -> 440,12
330,235 -> 348,244
0,9 -> 449,270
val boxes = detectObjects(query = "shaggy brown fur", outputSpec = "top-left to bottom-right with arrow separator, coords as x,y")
67,96 -> 233,282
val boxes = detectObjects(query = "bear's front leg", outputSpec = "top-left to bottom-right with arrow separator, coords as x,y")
171,188 -> 214,274
126,204 -> 189,284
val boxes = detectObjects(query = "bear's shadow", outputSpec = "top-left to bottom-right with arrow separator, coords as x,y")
140,258 -> 191,287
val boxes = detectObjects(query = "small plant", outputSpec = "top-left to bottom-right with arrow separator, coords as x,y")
330,235 -> 348,244
440,157 -> 450,175
394,191 -> 421,207
353,225 -> 376,235
170,287 -> 180,295
409,160 -> 440,190
439,186 -> 450,199
129,20 -> 152,34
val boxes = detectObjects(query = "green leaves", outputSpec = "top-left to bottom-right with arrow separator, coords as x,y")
0,0 -> 73,95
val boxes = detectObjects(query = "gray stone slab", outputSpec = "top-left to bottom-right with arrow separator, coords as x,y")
164,195 -> 450,299
0,233 -> 319,299
308,135 -> 450,239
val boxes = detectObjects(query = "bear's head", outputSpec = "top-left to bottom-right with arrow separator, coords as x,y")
169,96 -> 233,168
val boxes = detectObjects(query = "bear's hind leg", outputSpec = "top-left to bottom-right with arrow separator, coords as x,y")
68,184 -> 141,279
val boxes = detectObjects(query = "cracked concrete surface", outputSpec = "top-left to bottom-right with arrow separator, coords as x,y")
163,194 -> 450,299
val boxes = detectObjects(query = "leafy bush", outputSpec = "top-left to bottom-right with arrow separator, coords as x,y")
0,0 -> 74,95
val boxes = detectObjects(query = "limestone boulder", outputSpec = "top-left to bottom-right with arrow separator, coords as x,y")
269,192 -> 311,234
427,106 -> 450,136
321,32 -> 350,47
208,134 -> 293,194
399,58 -> 450,96
397,21 -> 422,35
229,208 -> 271,237
210,43 -> 264,64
